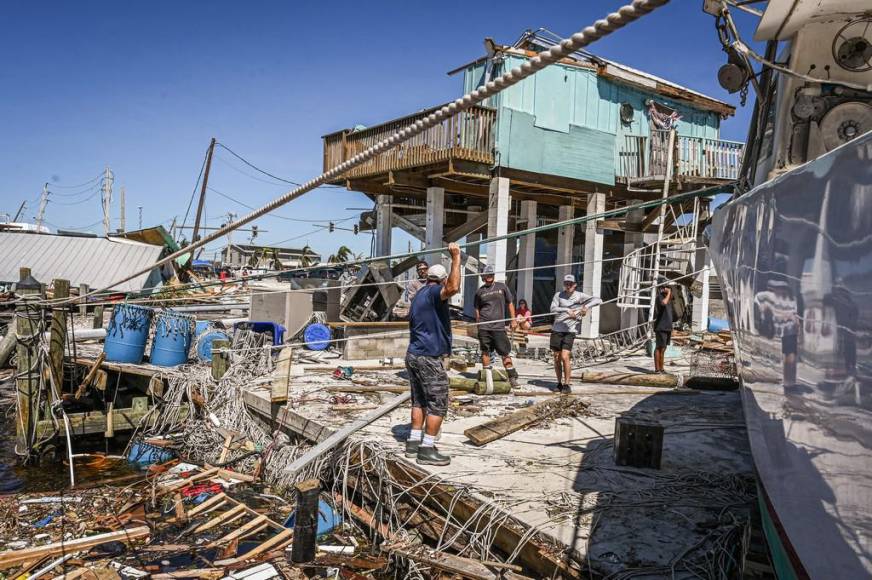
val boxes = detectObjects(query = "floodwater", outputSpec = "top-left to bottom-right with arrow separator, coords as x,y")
0,378 -> 140,493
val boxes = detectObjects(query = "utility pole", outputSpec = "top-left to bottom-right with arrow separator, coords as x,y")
138,206 -> 143,230
13,200 -> 26,222
192,138 -> 217,245
223,211 -> 237,265
35,184 -> 49,231
119,186 -> 126,232
101,167 -> 114,236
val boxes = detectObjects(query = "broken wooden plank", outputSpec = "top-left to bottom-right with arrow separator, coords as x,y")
280,392 -> 410,479
580,370 -> 678,388
74,352 -> 105,399
385,544 -> 497,580
161,467 -> 221,495
463,397 -> 573,446
0,526 -> 150,570
194,503 -> 247,533
151,569 -> 224,580
213,529 -> 293,566
186,491 -> 227,516
207,515 -> 269,547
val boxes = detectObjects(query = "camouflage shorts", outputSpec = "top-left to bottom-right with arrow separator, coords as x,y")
405,353 -> 449,417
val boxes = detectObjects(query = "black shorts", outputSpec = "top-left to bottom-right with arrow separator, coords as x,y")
781,334 -> 798,356
550,331 -> 576,352
405,353 -> 449,417
655,330 -> 672,349
478,329 -> 512,357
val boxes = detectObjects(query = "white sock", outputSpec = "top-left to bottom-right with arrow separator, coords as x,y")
421,434 -> 436,448
409,429 -> 423,441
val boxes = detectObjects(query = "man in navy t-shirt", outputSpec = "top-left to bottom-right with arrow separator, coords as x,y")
405,243 -> 461,466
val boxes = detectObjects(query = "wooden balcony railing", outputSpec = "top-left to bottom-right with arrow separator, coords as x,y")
618,129 -> 744,182
323,104 -> 496,180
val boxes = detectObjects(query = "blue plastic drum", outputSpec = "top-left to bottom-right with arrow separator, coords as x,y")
104,304 -> 154,364
196,330 -> 230,362
303,323 -> 332,351
150,311 -> 196,367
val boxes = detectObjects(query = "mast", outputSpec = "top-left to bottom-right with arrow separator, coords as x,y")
192,138 -> 217,244
119,185 -> 126,232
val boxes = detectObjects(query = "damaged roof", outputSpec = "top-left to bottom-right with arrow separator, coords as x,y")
449,29 -> 736,117
0,231 -> 166,292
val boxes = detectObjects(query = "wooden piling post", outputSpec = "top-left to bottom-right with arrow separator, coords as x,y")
211,339 -> 230,380
49,279 -> 70,392
289,479 -> 320,564
14,270 -> 42,451
93,305 -> 104,329
78,284 -> 89,316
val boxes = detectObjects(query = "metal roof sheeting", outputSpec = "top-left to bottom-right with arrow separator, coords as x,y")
0,232 -> 165,292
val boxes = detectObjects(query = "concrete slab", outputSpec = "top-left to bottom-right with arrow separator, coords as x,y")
245,349 -> 755,576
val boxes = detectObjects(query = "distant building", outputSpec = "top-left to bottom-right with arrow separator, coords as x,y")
0,231 -> 170,292
224,244 -> 321,270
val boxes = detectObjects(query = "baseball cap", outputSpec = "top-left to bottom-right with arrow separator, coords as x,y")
427,264 -> 448,280
481,265 -> 495,276
563,274 -> 576,284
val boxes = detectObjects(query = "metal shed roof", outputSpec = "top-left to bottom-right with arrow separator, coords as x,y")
0,232 -> 165,292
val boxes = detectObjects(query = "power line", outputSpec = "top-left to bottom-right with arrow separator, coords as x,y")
214,142 -> 341,189
48,174 -> 102,189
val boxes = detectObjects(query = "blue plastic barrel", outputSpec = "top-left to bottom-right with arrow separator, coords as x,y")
104,304 -> 154,364
150,311 -> 196,367
284,498 -> 342,537
195,320 -> 212,336
303,323 -> 331,351
196,330 -> 230,362
127,441 -> 176,466
707,317 -> 730,333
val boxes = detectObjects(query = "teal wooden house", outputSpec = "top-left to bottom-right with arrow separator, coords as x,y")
321,29 -> 742,335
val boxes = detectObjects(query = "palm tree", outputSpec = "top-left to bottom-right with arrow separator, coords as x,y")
299,245 -> 315,268
328,245 -> 353,264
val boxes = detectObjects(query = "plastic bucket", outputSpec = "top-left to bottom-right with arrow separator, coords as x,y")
196,330 -> 230,362
104,304 -> 154,364
303,323 -> 331,351
150,310 -> 196,367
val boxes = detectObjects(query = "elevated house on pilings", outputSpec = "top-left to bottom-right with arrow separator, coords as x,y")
322,30 -> 741,335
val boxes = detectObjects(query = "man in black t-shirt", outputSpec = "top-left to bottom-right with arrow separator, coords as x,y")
474,266 -> 519,387
653,280 -> 673,373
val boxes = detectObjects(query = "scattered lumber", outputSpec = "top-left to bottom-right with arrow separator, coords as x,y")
0,526 -> 150,570
385,544 -> 497,580
325,385 -> 406,394
580,370 -> 678,388
464,396 -> 576,446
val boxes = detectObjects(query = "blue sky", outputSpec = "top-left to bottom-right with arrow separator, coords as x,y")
1,1 -> 761,259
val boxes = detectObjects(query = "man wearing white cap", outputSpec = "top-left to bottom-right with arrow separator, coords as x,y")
474,265 -> 519,388
404,243 -> 462,466
549,274 -> 602,393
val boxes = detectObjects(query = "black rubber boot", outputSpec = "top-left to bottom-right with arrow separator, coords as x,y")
560,382 -> 572,394
405,439 -> 421,458
416,445 -> 451,466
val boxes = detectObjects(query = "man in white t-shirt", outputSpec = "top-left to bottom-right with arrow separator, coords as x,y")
549,274 -> 602,393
